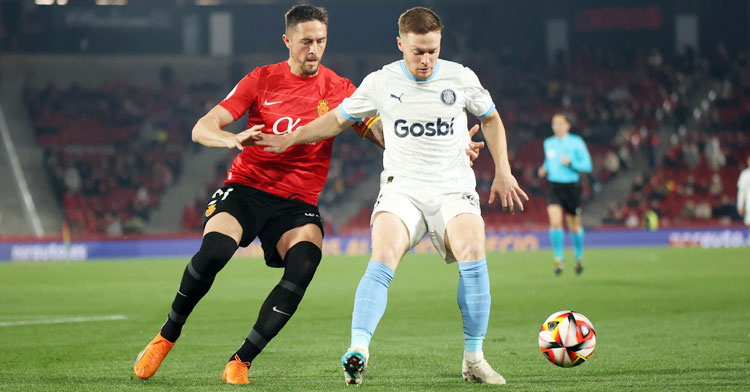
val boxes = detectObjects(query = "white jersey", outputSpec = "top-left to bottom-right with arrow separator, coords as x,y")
738,168 -> 750,212
338,59 -> 495,189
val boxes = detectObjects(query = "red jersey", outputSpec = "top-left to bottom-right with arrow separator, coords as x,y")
219,62 -> 357,206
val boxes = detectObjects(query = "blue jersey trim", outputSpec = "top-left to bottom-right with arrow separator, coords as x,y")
400,60 -> 441,82
478,103 -> 496,119
337,105 -> 362,122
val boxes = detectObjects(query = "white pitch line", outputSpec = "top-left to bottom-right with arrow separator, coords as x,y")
0,315 -> 127,327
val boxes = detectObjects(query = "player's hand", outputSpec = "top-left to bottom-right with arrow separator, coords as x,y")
560,155 -> 571,166
537,166 -> 547,178
226,125 -> 264,150
466,124 -> 484,166
489,169 -> 529,213
256,131 -> 294,154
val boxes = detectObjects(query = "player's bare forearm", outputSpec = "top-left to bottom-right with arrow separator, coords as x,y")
191,105 -> 260,150
364,120 -> 385,149
259,109 -> 353,153
481,110 -> 528,211
480,111 -> 512,174
192,116 -> 235,148
294,109 -> 353,144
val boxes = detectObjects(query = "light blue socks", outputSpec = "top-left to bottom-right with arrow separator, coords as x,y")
350,261 -> 394,349
572,229 -> 584,260
457,259 -> 491,353
549,228 -> 564,260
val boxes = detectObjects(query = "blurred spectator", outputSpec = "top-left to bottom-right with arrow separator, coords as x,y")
680,200 -> 697,219
603,150 -> 620,178
704,136 -> 726,170
644,200 -> 660,231
63,164 -> 81,193
625,211 -> 640,228
603,202 -> 626,225
648,132 -> 659,168
682,141 -> 701,168
708,173 -> 724,196
712,195 -> 738,223
103,212 -> 123,236
694,200 -> 712,220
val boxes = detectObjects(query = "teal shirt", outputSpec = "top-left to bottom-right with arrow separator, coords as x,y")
543,134 -> 592,183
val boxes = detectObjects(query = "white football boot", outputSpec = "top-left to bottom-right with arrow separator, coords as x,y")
462,356 -> 506,385
342,346 -> 369,386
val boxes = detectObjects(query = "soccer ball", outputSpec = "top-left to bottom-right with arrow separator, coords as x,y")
538,310 -> 596,367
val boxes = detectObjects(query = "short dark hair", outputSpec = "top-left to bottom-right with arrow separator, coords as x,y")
553,112 -> 575,126
398,7 -> 442,35
285,4 -> 328,32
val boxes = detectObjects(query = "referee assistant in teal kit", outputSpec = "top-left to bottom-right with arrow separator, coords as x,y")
537,113 -> 592,275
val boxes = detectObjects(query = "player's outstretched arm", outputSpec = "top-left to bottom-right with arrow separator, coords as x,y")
480,110 -> 529,213
258,108 -> 354,153
192,105 -> 263,150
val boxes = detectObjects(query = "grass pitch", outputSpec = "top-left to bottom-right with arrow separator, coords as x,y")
1,247 -> 749,391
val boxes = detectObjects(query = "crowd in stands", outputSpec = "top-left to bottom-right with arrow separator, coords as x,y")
603,131 -> 749,228
28,68 -> 221,235
602,45 -> 750,228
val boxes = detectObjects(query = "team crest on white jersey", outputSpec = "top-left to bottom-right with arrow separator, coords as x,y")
441,89 -> 456,105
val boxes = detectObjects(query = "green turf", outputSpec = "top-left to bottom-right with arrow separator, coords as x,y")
1,247 -> 749,391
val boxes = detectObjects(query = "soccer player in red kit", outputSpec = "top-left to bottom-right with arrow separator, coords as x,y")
133,4 -> 481,385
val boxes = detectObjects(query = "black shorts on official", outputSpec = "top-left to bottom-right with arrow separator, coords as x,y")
546,181 -> 582,216
202,183 -> 324,268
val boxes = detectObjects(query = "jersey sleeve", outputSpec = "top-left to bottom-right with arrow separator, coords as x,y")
338,73 -> 378,122
462,67 -> 496,119
337,76 -> 377,138
219,70 -> 259,120
571,137 -> 593,173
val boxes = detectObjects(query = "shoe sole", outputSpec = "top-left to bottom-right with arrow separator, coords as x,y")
463,370 -> 506,385
342,353 -> 365,385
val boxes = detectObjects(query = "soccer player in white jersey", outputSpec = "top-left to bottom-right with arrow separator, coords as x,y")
258,7 -> 527,386
738,156 -> 750,227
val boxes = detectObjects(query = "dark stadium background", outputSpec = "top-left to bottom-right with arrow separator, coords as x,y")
0,0 -> 748,256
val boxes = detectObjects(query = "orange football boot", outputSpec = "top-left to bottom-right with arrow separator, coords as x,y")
222,354 -> 251,385
133,332 -> 175,379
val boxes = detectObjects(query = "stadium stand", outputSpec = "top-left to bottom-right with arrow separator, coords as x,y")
26,79 -> 221,235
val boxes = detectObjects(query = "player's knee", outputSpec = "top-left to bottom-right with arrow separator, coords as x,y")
371,246 -> 402,267
452,242 -> 485,263
282,241 -> 321,290
191,232 -> 238,277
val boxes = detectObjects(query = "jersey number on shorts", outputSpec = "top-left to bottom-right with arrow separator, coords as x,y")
212,188 -> 234,202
